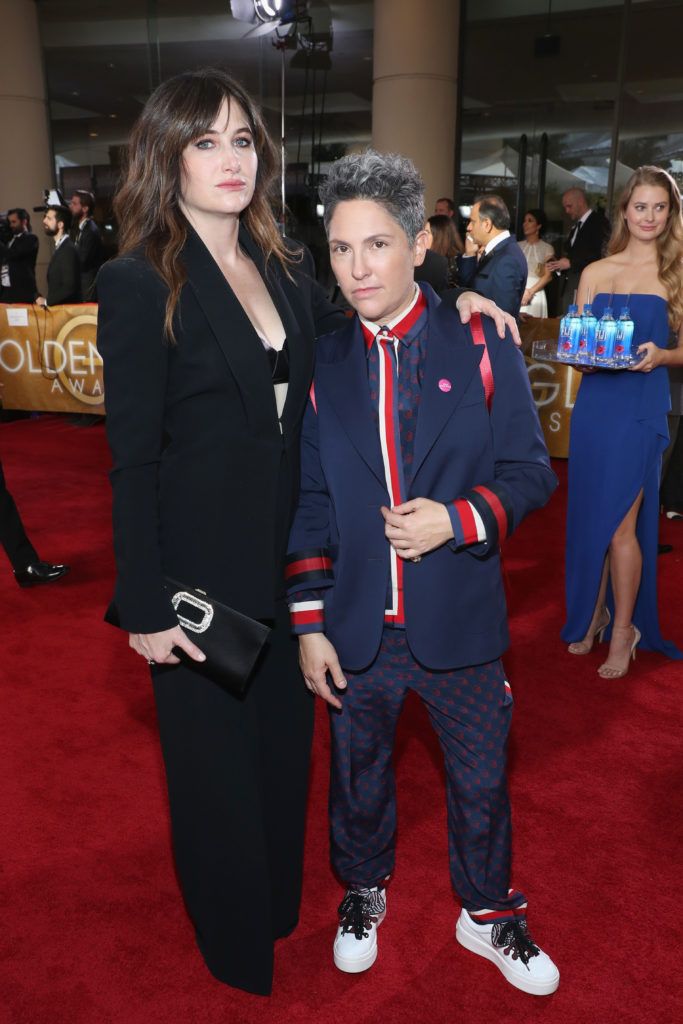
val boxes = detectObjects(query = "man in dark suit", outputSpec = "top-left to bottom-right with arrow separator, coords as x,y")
37,204 -> 82,307
547,188 -> 610,313
69,190 -> 104,299
0,208 -> 38,303
454,194 -> 527,317
286,150 -> 559,995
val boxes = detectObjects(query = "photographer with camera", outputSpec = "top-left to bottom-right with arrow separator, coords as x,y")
0,208 -> 38,303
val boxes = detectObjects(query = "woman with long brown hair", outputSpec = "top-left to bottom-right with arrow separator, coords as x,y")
562,165 -> 683,675
426,212 -> 463,287
97,68 -> 346,994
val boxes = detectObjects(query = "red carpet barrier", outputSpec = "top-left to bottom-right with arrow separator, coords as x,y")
1,416 -> 681,1022
0,303 -> 103,414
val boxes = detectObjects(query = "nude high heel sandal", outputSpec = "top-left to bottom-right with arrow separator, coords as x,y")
567,607 -> 611,655
597,625 -> 641,679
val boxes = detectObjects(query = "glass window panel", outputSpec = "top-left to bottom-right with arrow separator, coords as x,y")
459,0 -> 626,312
617,0 -> 683,195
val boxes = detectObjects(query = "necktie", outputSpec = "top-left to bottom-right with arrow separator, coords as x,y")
376,328 -> 405,508
376,327 -> 406,623
569,220 -> 582,247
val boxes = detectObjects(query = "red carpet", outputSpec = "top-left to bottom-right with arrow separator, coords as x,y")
1,415 -> 682,1024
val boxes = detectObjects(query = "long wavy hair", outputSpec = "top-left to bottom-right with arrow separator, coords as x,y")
114,68 -> 294,341
608,165 -> 683,329
427,214 -> 464,258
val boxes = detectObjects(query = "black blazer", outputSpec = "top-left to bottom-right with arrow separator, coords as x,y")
0,231 -> 38,302
97,224 -> 345,633
414,248 -> 449,294
74,219 -> 104,299
456,235 -> 527,317
46,237 -> 82,306
560,210 -> 611,308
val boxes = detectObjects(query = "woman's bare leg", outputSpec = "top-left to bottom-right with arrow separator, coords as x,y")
599,490 -> 643,678
567,555 -> 610,654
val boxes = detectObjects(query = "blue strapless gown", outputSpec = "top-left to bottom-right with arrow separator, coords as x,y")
562,293 -> 682,658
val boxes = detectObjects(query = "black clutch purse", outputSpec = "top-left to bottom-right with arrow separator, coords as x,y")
164,578 -> 271,694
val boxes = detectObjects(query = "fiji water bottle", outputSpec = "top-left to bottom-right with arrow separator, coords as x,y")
614,307 -> 635,366
557,304 -> 581,360
576,303 -> 598,364
594,306 -> 617,366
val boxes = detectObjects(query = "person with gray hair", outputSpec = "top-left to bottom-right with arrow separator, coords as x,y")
286,148 -> 559,995
455,193 -> 528,317
321,151 -> 523,340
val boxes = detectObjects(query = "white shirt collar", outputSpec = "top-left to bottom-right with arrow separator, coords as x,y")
576,210 -> 592,227
359,283 -> 420,338
483,230 -> 510,256
54,234 -> 68,249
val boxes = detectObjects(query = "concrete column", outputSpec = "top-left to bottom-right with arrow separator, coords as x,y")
372,0 -> 460,215
0,0 -> 55,295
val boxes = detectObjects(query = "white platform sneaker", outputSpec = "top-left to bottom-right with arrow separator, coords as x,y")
333,886 -> 386,974
456,909 -> 560,996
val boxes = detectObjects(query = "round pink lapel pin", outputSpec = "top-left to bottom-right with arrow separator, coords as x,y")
438,378 -> 452,393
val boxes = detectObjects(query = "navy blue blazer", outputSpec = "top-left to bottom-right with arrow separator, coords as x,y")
456,235 -> 527,317
286,287 -> 557,671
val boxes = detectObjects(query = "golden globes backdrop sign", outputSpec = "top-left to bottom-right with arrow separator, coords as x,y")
0,305 -> 579,457
0,304 -> 104,413
520,317 -> 580,458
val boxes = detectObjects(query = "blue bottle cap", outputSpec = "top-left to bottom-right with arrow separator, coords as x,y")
582,303 -> 593,314
567,304 -> 578,314
620,306 -> 631,316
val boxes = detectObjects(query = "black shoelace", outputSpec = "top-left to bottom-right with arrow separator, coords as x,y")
491,920 -> 540,967
338,888 -> 385,940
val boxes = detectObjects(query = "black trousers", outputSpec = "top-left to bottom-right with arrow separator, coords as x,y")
151,600 -> 313,995
0,459 -> 38,571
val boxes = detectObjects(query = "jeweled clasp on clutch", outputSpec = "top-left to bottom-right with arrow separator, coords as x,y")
171,589 -> 214,633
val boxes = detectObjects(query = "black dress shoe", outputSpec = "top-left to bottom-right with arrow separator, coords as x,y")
14,561 -> 70,587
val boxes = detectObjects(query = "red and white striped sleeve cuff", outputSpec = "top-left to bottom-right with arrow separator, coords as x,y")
448,483 -> 514,550
447,499 -> 487,550
289,598 -> 325,635
285,548 -> 334,597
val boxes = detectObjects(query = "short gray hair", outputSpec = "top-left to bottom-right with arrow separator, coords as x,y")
319,149 -> 426,245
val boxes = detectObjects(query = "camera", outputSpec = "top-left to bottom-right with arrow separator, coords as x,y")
33,188 -> 66,212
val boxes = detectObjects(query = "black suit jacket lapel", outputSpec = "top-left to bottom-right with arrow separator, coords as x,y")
183,226 -> 281,441
239,230 -> 314,439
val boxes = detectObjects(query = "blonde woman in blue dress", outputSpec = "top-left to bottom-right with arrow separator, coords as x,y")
563,166 -> 683,677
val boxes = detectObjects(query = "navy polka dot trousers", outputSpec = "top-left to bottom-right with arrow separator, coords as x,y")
329,627 -> 526,917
